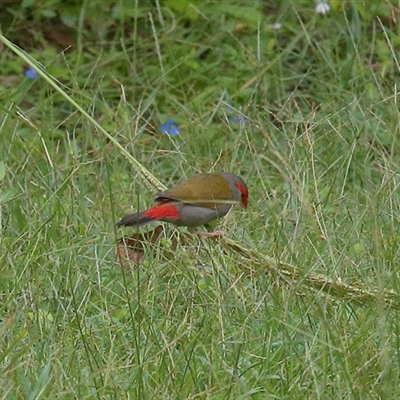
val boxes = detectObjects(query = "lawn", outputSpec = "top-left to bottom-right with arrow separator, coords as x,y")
1,1 -> 400,398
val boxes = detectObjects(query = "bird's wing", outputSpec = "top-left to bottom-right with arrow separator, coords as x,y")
155,173 -> 234,209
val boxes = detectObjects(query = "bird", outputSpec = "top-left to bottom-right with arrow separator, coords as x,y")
116,172 -> 248,236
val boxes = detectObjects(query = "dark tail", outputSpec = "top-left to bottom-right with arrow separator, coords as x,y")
116,212 -> 154,227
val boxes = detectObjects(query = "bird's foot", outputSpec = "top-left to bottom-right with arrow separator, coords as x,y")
192,229 -> 227,237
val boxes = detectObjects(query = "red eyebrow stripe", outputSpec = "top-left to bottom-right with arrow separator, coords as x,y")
143,203 -> 180,220
235,182 -> 247,194
235,181 -> 248,207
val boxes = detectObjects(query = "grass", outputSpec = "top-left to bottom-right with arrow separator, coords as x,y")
2,0 -> 400,398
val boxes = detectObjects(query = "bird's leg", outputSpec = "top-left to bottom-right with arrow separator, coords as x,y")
192,229 -> 226,237
189,224 -> 227,237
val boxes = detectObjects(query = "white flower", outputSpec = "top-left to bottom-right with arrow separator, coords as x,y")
315,1 -> 331,14
270,22 -> 282,30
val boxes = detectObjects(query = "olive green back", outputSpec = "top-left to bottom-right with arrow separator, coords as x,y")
155,173 -> 234,209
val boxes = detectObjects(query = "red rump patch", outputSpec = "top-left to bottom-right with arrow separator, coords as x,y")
143,203 -> 180,220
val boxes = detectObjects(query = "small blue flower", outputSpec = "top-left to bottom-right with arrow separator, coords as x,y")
230,114 -> 248,124
24,66 -> 38,79
224,104 -> 249,125
160,119 -> 180,135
